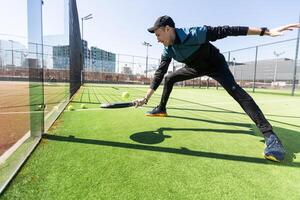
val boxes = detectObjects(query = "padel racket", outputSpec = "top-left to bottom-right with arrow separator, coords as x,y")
100,102 -> 135,109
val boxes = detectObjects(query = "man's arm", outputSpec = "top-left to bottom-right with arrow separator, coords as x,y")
205,23 -> 300,42
134,56 -> 171,107
149,56 -> 172,90
205,25 -> 249,42
248,23 -> 300,36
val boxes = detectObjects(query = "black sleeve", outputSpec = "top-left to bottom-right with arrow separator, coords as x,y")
204,25 -> 249,42
150,56 -> 172,90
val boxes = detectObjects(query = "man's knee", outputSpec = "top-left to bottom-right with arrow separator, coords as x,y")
164,74 -> 177,84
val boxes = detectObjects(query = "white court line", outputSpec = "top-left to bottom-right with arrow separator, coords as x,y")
0,132 -> 31,165
63,98 -> 300,112
0,99 -> 68,115
64,106 -> 144,112
64,108 -> 100,112
44,100 -> 68,119
0,111 -> 43,115
169,98 -> 300,106
2,98 -> 298,114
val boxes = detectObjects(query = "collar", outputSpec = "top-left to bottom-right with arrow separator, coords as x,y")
174,28 -> 188,43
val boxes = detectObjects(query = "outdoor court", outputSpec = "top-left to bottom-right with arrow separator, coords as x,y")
0,81 -> 69,155
0,82 -> 30,155
1,84 -> 300,199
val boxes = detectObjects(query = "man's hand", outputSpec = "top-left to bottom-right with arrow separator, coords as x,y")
134,88 -> 154,108
269,23 -> 300,37
133,97 -> 148,108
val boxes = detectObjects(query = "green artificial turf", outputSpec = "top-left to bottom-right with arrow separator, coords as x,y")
1,84 -> 300,199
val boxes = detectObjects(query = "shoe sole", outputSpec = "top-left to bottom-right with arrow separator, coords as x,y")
264,155 -> 281,162
264,143 -> 284,162
145,113 -> 168,117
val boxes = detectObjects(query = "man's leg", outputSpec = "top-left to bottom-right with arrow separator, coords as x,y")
146,66 -> 201,116
209,56 -> 285,161
211,75 -> 273,134
160,67 -> 202,108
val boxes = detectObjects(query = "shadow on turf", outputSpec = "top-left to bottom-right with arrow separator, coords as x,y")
43,125 -> 300,167
143,104 -> 300,129
129,123 -> 253,145
167,115 -> 252,129
167,115 -> 299,163
130,127 -> 253,145
164,106 -> 300,120
132,113 -> 254,145
130,131 -> 172,144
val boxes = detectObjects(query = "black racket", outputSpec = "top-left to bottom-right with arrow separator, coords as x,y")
100,102 -> 135,109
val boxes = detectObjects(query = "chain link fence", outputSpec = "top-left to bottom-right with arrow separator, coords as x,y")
80,38 -> 300,95
1,38 -> 299,94
223,38 -> 300,95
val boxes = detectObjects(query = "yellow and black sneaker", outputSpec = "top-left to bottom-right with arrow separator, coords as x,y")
264,134 -> 285,162
146,105 -> 167,117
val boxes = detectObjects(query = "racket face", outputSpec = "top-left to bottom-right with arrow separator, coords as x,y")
100,102 -> 134,108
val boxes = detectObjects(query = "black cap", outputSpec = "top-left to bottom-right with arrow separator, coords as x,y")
147,15 -> 175,33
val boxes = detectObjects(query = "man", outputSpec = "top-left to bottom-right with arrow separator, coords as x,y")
134,15 -> 300,162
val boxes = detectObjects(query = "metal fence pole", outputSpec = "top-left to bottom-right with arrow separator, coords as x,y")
292,14 -> 300,96
10,40 -> 14,66
0,40 -> 2,68
240,66 -> 243,87
226,52 -> 231,90
199,77 -> 201,88
227,52 -> 231,65
117,54 -> 119,73
173,60 -> 175,72
233,58 -> 236,77
81,69 -> 84,84
132,56 -> 134,75
36,43 -> 38,62
252,46 -> 258,93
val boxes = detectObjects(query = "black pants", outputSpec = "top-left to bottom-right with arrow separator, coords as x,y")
159,54 -> 273,134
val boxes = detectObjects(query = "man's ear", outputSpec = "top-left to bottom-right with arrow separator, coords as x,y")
165,25 -> 171,32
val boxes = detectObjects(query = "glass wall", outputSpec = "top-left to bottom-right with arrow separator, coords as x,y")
43,0 -> 70,130
0,0 -> 70,193
0,0 -> 30,191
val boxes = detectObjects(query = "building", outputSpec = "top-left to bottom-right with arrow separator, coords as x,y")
82,40 -> 88,68
228,58 -> 300,83
90,46 -> 116,72
52,41 -> 116,72
43,34 -> 69,68
53,45 -> 69,69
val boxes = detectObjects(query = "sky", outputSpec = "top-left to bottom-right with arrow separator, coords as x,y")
76,0 -> 300,59
0,0 -> 300,59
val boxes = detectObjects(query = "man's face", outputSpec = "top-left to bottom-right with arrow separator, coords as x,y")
154,27 -> 173,46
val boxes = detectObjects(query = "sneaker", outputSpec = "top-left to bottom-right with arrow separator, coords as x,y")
145,105 -> 167,117
264,134 -> 285,162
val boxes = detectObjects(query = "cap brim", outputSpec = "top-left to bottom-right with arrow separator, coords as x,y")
147,26 -> 158,33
